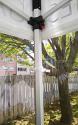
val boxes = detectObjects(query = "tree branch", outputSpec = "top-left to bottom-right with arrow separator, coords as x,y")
67,31 -> 78,72
49,38 -> 63,60
42,42 -> 55,66
61,35 -> 66,59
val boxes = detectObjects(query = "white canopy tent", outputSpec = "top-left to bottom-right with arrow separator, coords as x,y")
0,0 -> 78,125
0,0 -> 78,40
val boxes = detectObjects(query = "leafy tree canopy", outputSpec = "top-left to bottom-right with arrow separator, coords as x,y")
0,31 -> 78,73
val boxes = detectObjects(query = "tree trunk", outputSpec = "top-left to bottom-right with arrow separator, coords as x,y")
57,61 -> 72,125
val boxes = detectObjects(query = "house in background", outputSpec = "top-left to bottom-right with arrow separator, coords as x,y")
17,63 -> 31,75
0,54 -> 33,76
0,54 -> 17,75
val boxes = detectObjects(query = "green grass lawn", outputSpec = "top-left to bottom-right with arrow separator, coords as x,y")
4,92 -> 78,125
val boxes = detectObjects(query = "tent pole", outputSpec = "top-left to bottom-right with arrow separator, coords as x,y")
33,8 -> 44,125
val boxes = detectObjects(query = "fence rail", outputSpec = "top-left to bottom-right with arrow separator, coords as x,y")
0,74 -> 78,124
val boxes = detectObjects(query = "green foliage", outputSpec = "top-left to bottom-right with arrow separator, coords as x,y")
0,31 -> 78,69
0,33 -> 33,66
44,32 -> 78,70
73,54 -> 78,67
44,42 -> 56,60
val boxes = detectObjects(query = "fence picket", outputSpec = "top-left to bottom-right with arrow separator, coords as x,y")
0,74 -> 78,124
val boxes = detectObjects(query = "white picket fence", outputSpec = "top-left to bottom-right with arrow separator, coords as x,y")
0,74 -> 78,124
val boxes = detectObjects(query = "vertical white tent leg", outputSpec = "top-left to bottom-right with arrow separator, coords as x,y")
34,9 -> 44,125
